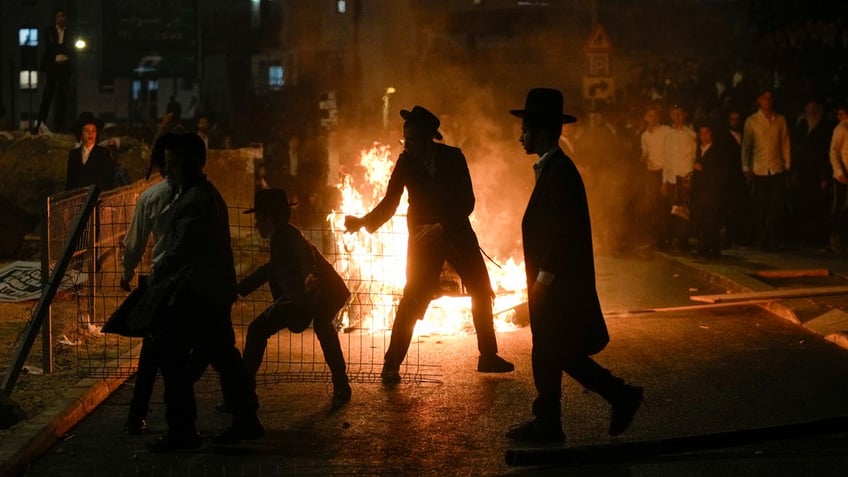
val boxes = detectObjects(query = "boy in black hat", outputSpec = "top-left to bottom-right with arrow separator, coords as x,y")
344,105 -> 514,384
240,188 -> 352,404
65,112 -> 116,191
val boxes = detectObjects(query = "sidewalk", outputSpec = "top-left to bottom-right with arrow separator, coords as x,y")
2,245 -> 848,475
662,245 -> 848,351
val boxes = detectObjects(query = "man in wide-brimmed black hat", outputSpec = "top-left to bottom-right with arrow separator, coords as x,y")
506,88 -> 643,443
344,105 -> 514,384
65,112 -> 116,191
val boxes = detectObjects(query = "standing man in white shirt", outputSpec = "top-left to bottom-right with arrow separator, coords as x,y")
119,134 -> 176,435
741,88 -> 791,251
828,103 -> 848,254
640,104 -> 672,249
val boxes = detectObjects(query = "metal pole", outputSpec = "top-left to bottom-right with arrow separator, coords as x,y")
591,0 -> 597,28
40,202 -> 53,374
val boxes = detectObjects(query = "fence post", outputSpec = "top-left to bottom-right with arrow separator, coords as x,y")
40,201 -> 53,374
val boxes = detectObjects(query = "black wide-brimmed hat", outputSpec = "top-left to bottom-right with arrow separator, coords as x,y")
400,105 -> 443,140
510,88 -> 577,124
244,188 -> 300,216
75,112 -> 104,138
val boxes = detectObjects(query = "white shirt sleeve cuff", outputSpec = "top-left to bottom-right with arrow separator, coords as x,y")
537,270 -> 554,285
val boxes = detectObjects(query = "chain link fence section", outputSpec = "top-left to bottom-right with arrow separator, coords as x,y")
47,180 -> 436,384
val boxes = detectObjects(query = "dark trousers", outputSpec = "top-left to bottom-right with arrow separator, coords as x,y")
243,298 -> 347,382
152,299 -> 258,436
384,235 -> 497,368
37,62 -> 71,131
530,346 -> 625,420
128,338 -> 157,419
644,169 -> 668,247
128,337 -> 213,420
669,178 -> 691,250
696,205 -> 723,254
751,173 -> 786,248
833,180 -> 848,233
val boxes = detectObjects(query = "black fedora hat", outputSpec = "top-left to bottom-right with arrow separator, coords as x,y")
75,111 -> 104,138
244,188 -> 300,216
400,105 -> 443,140
510,88 -> 577,124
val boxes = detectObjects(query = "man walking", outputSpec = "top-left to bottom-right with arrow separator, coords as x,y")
506,88 -> 642,443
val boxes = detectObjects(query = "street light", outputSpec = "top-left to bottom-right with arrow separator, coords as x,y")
382,86 -> 396,130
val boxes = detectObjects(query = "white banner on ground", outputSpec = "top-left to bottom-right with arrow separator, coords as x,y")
0,261 -> 85,302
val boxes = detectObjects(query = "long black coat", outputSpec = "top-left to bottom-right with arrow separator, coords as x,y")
521,148 -> 609,360
65,145 -> 115,191
152,177 -> 237,311
692,139 -> 740,227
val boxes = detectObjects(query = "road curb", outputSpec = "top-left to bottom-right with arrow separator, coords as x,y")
0,345 -> 138,476
660,252 -> 848,353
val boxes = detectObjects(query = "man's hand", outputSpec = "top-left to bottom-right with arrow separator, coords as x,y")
344,215 -> 364,233
305,273 -> 319,293
236,279 -> 250,297
529,280 -> 550,307
119,278 -> 132,292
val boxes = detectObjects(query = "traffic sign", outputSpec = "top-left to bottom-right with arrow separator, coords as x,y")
583,24 -> 613,53
582,76 -> 615,100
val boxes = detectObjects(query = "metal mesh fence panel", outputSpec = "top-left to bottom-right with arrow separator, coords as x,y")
47,182 -> 439,384
47,182 -> 153,379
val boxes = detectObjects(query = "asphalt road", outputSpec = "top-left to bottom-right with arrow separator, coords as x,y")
21,254 -> 848,476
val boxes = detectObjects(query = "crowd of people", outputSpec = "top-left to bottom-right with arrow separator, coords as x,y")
565,53 -> 848,257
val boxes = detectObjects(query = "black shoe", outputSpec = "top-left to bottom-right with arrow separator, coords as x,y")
506,418 -> 566,443
332,380 -> 352,404
477,354 -> 515,373
145,432 -> 202,452
609,385 -> 644,436
212,418 -> 265,444
380,363 -> 401,385
215,402 -> 232,413
124,416 -> 147,435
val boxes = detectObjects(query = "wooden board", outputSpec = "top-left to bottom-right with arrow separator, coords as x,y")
690,286 -> 848,304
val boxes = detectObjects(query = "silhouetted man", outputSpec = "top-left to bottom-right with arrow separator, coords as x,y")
35,9 -> 74,133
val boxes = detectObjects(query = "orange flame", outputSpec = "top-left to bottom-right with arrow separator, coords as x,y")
328,143 -> 526,336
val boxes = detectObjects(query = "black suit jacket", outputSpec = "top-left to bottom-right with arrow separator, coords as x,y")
65,145 -> 116,191
362,143 -> 479,249
239,223 -> 350,308
39,25 -> 73,73
522,148 -> 609,359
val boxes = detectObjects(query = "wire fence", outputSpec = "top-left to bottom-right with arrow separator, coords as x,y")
45,181 -> 442,386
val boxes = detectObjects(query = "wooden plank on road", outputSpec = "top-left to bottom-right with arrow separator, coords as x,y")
690,286 -> 848,304
755,269 -> 830,278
